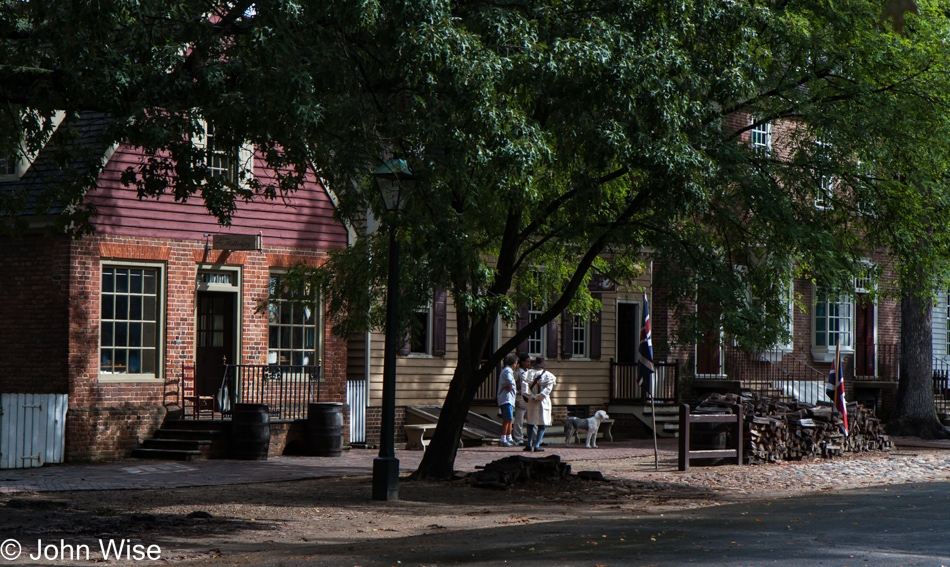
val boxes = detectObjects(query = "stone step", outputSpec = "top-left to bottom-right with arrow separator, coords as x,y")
161,419 -> 230,432
140,438 -> 211,452
154,429 -> 225,440
129,448 -> 204,461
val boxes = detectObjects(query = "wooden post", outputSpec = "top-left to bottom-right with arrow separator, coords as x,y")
678,404 -> 690,471
678,403 -> 743,471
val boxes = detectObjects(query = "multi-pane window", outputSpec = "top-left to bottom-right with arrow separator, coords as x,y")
100,266 -> 160,374
815,290 -> 852,348
571,315 -> 588,357
816,176 -> 835,209
205,123 -> 235,181
0,156 -> 15,177
268,274 -> 318,366
527,300 -> 545,356
750,120 -> 772,152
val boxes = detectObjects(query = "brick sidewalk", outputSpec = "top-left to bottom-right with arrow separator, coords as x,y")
0,439 -> 679,494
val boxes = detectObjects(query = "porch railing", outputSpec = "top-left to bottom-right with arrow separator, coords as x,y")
722,346 -> 827,403
845,344 -> 900,383
610,359 -> 679,404
932,358 -> 950,418
473,363 -> 501,404
224,364 -> 322,420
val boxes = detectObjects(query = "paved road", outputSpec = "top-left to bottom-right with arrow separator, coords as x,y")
238,481 -> 950,567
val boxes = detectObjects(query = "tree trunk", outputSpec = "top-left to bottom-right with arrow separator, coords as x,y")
887,291 -> 949,438
410,363 -> 482,479
411,309 -> 493,480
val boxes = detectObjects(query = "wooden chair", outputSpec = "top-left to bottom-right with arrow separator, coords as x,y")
181,362 -> 215,419
162,369 -> 183,418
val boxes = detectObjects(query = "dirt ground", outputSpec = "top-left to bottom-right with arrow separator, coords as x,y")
1,447 -> 948,564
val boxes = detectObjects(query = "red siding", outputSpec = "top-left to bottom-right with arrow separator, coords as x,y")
86,145 -> 349,250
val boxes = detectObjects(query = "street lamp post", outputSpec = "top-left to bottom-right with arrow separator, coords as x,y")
371,158 -> 414,501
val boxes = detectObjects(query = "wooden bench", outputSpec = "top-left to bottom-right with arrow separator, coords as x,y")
567,419 -> 615,444
404,424 -> 438,450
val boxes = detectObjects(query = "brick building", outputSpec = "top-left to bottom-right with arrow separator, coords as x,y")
0,113 -> 350,462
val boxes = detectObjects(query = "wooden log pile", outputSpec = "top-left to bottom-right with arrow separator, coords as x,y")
471,455 -> 571,488
695,392 -> 891,465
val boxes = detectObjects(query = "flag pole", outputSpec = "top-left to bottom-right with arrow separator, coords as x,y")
651,389 -> 658,470
649,263 -> 658,470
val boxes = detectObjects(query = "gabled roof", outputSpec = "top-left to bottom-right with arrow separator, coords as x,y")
0,111 -> 115,216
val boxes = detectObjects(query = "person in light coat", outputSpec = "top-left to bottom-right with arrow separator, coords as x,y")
512,352 -> 533,446
523,357 -> 556,452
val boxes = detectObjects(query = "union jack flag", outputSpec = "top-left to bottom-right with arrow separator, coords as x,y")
638,293 -> 655,393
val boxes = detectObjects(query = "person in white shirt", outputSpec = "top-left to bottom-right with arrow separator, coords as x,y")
513,353 -> 533,445
496,353 -> 519,447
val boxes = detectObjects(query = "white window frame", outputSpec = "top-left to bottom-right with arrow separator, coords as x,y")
194,120 -> 254,186
408,304 -> 434,357
812,285 -> 853,363
760,278 -> 795,361
750,118 -> 772,153
98,262 -> 165,383
268,271 -> 322,368
527,299 -> 546,357
570,314 -> 589,359
815,175 -> 836,209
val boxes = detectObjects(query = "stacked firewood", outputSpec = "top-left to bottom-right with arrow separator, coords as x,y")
695,393 -> 891,465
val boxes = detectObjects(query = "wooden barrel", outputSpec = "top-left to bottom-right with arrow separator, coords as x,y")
691,421 -> 730,466
230,403 -> 270,460
308,402 -> 344,457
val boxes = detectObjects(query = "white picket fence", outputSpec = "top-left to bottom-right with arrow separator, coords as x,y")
0,394 -> 68,469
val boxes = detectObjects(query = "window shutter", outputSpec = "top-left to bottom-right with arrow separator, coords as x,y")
561,310 -> 573,359
433,288 -> 447,356
546,318 -> 558,359
516,306 -> 529,353
397,329 -> 411,356
589,293 -> 602,360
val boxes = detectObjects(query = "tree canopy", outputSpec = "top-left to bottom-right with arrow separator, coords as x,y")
4,0 -> 950,473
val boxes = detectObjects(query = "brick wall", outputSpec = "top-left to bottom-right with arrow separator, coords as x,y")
62,233 -> 347,462
0,235 -> 71,394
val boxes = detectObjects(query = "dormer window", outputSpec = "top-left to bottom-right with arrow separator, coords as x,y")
0,155 -> 15,179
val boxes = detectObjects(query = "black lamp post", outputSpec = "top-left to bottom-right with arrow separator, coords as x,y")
371,158 -> 414,501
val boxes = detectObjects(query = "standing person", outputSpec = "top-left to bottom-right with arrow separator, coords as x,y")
524,357 -> 556,452
496,353 -> 519,447
513,353 -> 533,446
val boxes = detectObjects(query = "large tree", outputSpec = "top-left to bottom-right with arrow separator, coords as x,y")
3,0 -> 950,475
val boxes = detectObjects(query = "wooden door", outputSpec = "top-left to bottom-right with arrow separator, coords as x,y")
696,302 -> 721,376
854,293 -> 875,376
616,303 -> 639,365
195,292 -> 236,396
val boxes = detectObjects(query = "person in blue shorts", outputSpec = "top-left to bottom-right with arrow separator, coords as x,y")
496,353 -> 519,447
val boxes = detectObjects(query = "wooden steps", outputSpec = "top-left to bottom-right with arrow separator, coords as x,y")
131,419 -> 229,461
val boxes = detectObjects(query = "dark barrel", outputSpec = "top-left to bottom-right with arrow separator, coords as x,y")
308,402 -> 344,457
230,403 -> 270,460
691,419 -> 730,466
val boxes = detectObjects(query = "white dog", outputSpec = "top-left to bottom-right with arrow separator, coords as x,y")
564,410 -> 610,448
